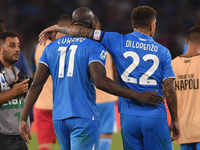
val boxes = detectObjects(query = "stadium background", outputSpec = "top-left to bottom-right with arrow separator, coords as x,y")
0,0 -> 199,149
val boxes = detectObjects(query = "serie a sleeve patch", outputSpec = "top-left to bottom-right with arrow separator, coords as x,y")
99,50 -> 107,61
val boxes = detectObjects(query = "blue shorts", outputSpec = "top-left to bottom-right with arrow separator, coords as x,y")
120,114 -> 172,150
53,117 -> 100,150
97,102 -> 117,134
181,143 -> 200,150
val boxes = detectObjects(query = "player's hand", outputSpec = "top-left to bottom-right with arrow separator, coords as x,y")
12,78 -> 29,96
137,90 -> 164,105
19,120 -> 32,143
38,24 -> 58,46
169,120 -> 180,141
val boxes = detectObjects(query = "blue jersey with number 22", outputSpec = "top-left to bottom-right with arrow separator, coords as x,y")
94,31 -> 175,118
39,36 -> 106,121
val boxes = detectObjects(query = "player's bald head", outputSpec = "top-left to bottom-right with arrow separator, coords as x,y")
71,7 -> 95,29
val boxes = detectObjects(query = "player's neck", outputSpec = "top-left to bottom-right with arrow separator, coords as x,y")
182,47 -> 200,57
134,28 -> 150,36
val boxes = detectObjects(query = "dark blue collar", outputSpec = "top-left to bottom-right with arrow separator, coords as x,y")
131,31 -> 154,41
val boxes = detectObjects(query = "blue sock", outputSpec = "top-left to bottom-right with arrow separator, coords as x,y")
99,138 -> 112,150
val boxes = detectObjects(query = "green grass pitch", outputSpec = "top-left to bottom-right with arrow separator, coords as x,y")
27,132 -> 180,150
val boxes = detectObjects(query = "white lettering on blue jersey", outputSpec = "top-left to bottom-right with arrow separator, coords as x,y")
58,45 -> 78,78
58,37 -> 86,44
126,40 -> 158,52
121,52 -> 159,85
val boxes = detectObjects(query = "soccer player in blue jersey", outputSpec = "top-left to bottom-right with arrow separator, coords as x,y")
19,7 -> 163,150
39,5 -> 180,150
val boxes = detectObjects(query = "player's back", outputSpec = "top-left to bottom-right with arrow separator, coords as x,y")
39,36 -> 106,122
102,31 -> 175,118
172,55 -> 200,144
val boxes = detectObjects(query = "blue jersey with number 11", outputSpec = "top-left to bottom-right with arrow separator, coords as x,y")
39,36 -> 106,121
94,31 -> 175,118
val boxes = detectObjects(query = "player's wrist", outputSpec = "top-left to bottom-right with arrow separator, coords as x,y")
133,91 -> 140,100
20,116 -> 28,122
55,24 -> 59,32
171,117 -> 178,122
10,88 -> 18,98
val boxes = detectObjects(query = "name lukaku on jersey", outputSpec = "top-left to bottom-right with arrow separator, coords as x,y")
126,40 -> 158,52
58,37 -> 86,44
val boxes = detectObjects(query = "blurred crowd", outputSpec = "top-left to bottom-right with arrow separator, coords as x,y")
0,0 -> 199,65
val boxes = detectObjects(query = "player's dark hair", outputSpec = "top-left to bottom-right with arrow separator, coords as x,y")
187,17 -> 200,42
0,19 -> 5,33
58,14 -> 72,27
58,14 -> 71,22
131,6 -> 157,29
0,31 -> 17,45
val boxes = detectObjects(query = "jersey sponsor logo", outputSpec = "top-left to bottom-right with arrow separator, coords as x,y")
184,60 -> 191,63
1,74 -> 5,83
0,98 -> 24,109
0,74 -> 11,91
175,74 -> 199,90
93,30 -> 101,41
126,40 -> 158,52
99,50 -> 106,61
139,37 -> 146,41
4,85 -> 10,91
175,79 -> 199,90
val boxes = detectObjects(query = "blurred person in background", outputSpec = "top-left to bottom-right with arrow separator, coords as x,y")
94,14 -> 118,150
30,14 -> 71,150
172,18 -> 200,150
0,19 -> 6,33
0,31 -> 29,150
39,5 -> 180,149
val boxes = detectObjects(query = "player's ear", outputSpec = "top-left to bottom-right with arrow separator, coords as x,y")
185,39 -> 188,45
149,23 -> 153,32
91,19 -> 96,29
92,22 -> 95,29
0,46 -> 3,54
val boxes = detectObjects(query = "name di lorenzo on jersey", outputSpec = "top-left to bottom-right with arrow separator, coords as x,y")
175,74 -> 199,90
126,39 -> 158,52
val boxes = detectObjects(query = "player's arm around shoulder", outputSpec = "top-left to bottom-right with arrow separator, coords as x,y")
89,60 -> 163,105
99,31 -> 123,52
